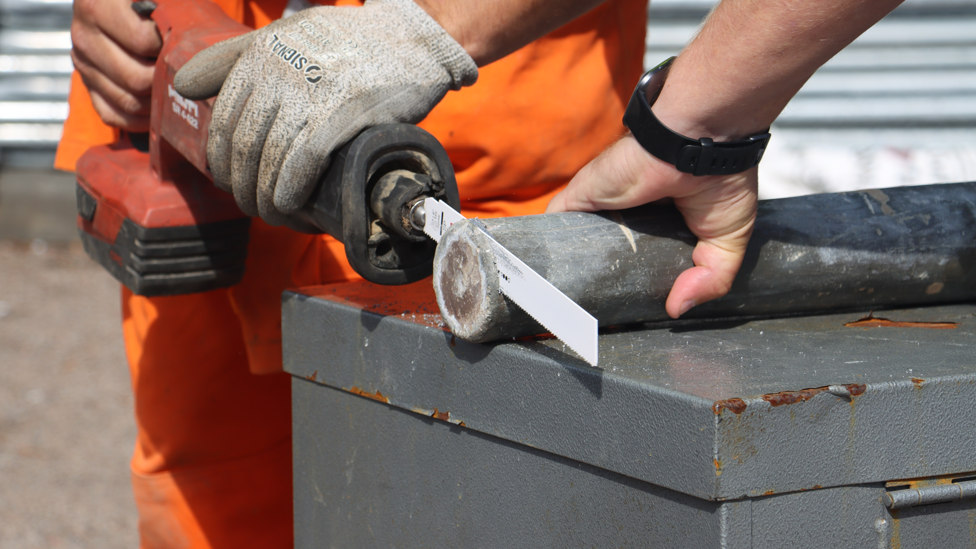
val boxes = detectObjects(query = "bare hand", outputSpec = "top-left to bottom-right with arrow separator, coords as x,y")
546,0 -> 902,321
547,135 -> 758,319
71,0 -> 162,131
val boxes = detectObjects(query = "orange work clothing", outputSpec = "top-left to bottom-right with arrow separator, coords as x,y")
58,0 -> 647,546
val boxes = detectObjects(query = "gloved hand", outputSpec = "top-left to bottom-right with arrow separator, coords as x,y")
174,0 -> 477,224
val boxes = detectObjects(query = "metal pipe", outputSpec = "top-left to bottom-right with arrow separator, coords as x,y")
433,182 -> 976,343
884,481 -> 976,509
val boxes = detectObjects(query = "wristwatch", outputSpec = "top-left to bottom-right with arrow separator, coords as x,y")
623,57 -> 771,176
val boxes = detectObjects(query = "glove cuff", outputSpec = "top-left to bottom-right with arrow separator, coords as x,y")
370,0 -> 479,89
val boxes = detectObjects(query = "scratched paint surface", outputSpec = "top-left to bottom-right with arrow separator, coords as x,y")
541,304 -> 976,402
299,281 -> 976,402
300,280 -> 449,331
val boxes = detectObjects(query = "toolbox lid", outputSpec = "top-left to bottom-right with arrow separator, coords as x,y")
283,281 -> 976,501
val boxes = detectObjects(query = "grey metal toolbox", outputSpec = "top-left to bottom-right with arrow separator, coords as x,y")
283,281 -> 976,548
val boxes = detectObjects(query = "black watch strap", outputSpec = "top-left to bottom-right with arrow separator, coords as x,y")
623,57 -> 771,177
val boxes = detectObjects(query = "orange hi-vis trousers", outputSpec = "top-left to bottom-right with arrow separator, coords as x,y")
57,0 -> 647,545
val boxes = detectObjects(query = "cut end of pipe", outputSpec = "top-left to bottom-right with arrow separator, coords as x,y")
433,221 -> 502,342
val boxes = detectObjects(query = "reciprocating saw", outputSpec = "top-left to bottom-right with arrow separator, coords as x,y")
74,0 -> 460,296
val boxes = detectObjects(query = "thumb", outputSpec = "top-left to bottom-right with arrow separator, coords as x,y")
665,176 -> 757,318
664,228 -> 751,318
173,31 -> 255,100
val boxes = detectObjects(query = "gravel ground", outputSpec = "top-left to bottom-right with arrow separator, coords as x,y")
0,169 -> 78,242
0,240 -> 138,548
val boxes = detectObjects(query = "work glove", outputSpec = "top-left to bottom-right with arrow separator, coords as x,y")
173,0 -> 478,224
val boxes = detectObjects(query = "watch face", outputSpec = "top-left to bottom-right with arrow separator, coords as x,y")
638,57 -> 675,105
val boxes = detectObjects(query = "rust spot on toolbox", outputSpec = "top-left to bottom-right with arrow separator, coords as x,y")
348,386 -> 390,403
911,378 -> 925,388
844,313 -> 956,329
763,387 -> 825,407
431,409 -> 451,422
762,383 -> 866,407
712,398 -> 747,415
415,407 -> 465,427
305,371 -> 318,382
713,383 -> 864,414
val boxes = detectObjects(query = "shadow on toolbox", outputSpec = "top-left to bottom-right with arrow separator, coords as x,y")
74,0 -> 460,295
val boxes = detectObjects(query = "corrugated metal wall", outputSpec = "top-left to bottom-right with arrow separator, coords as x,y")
647,0 -> 976,197
0,0 -> 73,166
649,0 -> 976,136
0,0 -> 974,196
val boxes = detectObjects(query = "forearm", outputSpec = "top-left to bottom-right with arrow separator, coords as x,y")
414,0 -> 604,66
656,0 -> 904,140
547,0 -> 905,318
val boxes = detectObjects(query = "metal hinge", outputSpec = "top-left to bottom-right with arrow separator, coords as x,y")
884,478 -> 976,509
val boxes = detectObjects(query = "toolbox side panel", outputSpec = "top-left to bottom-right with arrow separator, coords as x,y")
717,377 -> 976,498
282,288 -> 720,500
751,486 -> 886,548
750,485 -> 976,548
887,498 -> 976,548
292,378 -> 729,549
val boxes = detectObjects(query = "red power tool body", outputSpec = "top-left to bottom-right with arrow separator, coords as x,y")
75,0 -> 460,296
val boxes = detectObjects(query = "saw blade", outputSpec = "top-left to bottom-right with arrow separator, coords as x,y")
422,197 -> 465,243
422,198 -> 599,366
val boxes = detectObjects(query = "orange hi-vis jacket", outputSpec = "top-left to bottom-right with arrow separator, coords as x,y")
58,0 -> 646,546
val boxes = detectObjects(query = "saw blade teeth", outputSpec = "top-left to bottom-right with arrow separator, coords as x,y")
422,216 -> 439,242
502,289 -> 596,364
498,283 -> 599,366
479,227 -> 599,366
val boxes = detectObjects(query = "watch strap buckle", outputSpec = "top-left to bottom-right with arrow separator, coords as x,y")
676,132 -> 771,176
